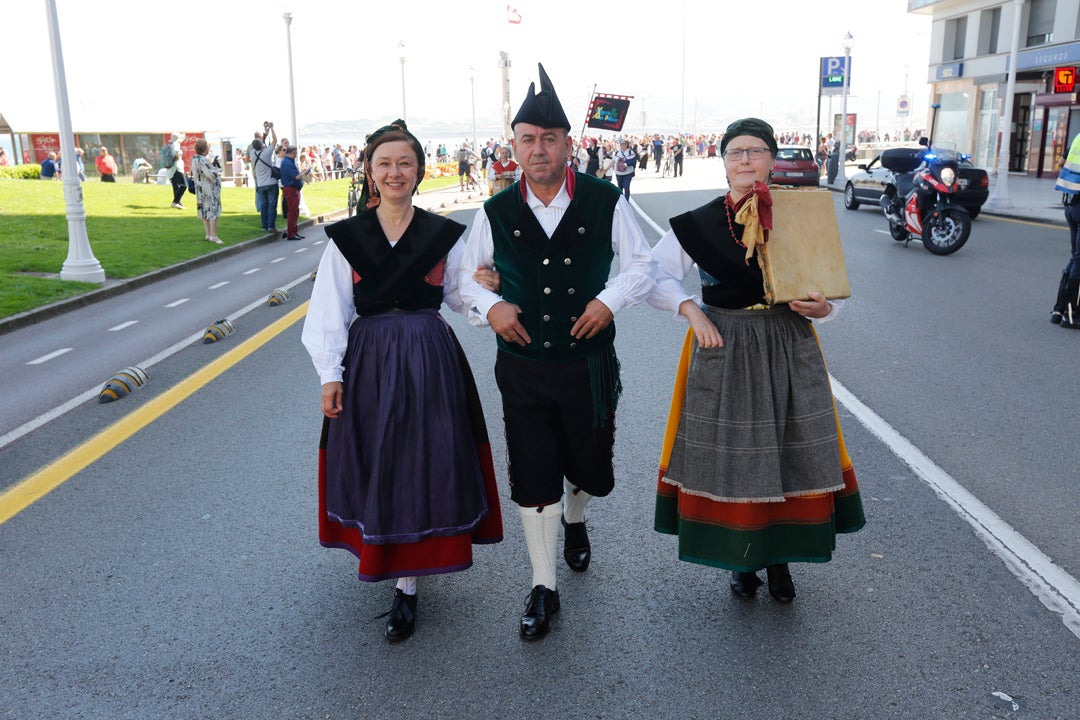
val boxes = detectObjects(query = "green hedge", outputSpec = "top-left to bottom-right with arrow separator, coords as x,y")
0,164 -> 43,180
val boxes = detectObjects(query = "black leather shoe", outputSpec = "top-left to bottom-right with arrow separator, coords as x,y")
730,571 -> 763,599
766,564 -> 796,603
385,589 -> 418,642
520,585 -> 560,640
562,517 -> 591,572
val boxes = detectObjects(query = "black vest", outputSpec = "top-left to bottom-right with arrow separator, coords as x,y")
668,197 -> 766,309
324,208 -> 465,317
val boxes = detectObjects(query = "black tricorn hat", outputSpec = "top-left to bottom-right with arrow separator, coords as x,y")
511,63 -> 571,132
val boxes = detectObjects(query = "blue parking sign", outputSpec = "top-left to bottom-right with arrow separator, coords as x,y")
821,56 -> 850,91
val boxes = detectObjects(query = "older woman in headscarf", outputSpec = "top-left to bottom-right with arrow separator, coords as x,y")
301,120 -> 503,642
647,117 -> 864,603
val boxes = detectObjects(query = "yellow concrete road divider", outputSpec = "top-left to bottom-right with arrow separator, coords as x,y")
202,318 -> 236,343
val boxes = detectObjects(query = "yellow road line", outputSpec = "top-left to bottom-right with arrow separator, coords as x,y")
0,301 -> 310,526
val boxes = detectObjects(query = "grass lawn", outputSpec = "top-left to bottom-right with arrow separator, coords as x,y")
0,174 -> 459,320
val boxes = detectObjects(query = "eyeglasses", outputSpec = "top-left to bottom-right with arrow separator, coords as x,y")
723,147 -> 771,161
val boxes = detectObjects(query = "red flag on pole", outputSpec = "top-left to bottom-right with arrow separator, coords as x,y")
507,5 -> 522,23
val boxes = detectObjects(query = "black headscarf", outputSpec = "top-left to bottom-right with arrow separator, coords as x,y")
719,118 -> 778,156
511,64 -> 571,132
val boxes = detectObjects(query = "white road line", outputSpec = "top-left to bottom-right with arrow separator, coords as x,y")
873,228 -> 890,235
313,240 -> 325,245
164,298 -> 189,308
1,271 -> 316,451
208,281 -> 229,289
293,247 -> 308,253
26,348 -> 73,365
270,257 -> 286,263
629,197 -> 667,238
830,377 -> 1080,640
108,321 -> 139,331
242,268 -> 260,275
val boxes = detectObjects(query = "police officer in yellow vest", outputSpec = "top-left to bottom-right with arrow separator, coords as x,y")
457,64 -> 656,640
1052,132 -> 1080,328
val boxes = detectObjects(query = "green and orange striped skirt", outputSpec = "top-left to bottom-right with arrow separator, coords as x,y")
654,326 -> 865,572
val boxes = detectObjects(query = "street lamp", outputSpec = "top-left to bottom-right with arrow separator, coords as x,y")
398,41 -> 407,122
469,66 -> 478,159
283,12 -> 298,147
835,31 -> 853,188
47,0 -> 104,283
985,0 -> 1024,212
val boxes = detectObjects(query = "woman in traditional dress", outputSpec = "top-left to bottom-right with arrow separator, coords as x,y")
190,138 -> 222,244
648,117 -> 864,603
301,120 -> 503,641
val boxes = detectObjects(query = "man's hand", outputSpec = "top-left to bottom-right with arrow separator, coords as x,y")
487,301 -> 531,345
570,299 -> 613,339
321,381 -> 343,419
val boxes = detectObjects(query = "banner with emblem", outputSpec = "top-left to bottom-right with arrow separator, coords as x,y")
585,94 -> 632,132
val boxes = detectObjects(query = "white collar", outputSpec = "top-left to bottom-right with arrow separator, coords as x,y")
523,177 -> 571,211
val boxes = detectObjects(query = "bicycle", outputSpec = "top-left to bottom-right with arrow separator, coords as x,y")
346,168 -> 361,216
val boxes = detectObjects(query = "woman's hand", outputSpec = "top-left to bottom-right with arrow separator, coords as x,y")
473,266 -> 500,293
788,291 -> 832,319
321,381 -> 343,419
679,299 -> 723,348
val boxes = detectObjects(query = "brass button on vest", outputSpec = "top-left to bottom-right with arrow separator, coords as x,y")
543,341 -> 552,348
577,227 -> 585,234
513,229 -> 521,237
542,258 -> 550,265
570,342 -> 578,349
564,258 -> 572,265
543,314 -> 551,322
567,288 -> 576,295
543,287 -> 551,294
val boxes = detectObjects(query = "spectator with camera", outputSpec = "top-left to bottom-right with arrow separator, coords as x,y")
251,121 -> 280,233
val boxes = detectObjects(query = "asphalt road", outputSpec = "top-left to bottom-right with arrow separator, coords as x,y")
1,164 -> 1078,719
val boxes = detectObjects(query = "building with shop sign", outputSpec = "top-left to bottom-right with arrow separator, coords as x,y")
912,0 -> 1080,178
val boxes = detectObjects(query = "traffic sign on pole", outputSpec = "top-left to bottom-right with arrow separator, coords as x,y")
821,56 -> 850,95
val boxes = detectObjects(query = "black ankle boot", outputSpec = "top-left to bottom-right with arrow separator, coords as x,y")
729,571 -> 763,599
384,589 -> 418,642
766,564 -> 796,603
1052,271 -> 1070,324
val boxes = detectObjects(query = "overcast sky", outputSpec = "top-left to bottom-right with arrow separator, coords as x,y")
3,0 -> 931,150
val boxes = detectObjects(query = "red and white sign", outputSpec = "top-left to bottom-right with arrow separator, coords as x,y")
1054,66 -> 1076,93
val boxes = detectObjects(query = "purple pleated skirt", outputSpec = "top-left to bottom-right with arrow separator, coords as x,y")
323,308 -> 489,544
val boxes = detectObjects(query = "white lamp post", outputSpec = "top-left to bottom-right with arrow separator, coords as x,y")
398,41 -> 407,122
283,12 -> 298,147
835,31 -> 854,188
469,66 -> 478,158
46,0 -> 104,283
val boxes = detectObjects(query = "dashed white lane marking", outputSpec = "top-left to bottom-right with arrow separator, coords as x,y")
270,257 -> 286,263
27,348 -> 73,365
164,299 -> 189,308
313,240 -> 325,245
1,271 -> 316,451
830,377 -> 1080,640
108,321 -> 139,331
209,282 -> 229,289
242,268 -> 260,275
293,247 -> 308,253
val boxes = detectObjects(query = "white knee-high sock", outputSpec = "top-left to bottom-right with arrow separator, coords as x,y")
395,576 -> 417,595
562,480 -> 594,525
519,504 -> 561,590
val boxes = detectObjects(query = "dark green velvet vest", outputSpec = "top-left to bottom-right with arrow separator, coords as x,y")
483,172 -> 620,363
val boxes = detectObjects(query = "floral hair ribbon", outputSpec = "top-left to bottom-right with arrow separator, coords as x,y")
733,181 -> 773,263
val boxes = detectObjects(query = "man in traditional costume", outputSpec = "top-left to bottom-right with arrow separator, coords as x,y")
458,64 -> 655,640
